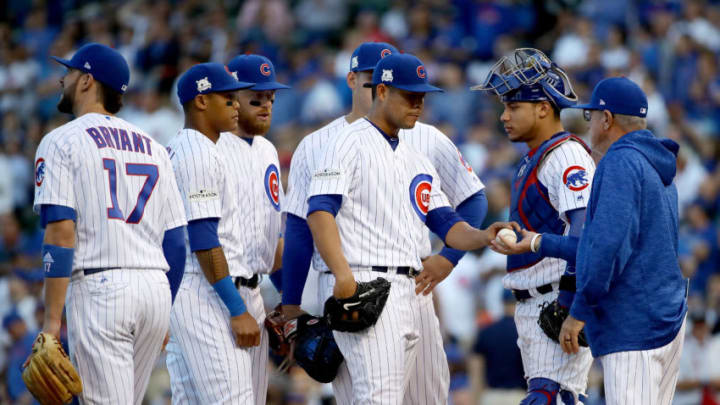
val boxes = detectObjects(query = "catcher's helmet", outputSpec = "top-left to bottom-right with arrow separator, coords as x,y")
293,314 -> 344,383
471,48 -> 578,110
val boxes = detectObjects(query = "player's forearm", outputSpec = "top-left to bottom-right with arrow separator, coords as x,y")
195,246 -> 230,284
307,211 -> 352,281
42,219 -> 76,335
445,222 -> 492,251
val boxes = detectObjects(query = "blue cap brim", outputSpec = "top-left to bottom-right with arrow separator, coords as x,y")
50,56 -> 79,70
568,103 -> 599,110
251,82 -> 291,91
390,83 -> 444,93
215,81 -> 256,92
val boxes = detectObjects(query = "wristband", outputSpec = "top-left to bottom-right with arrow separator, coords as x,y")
42,244 -> 74,278
212,276 -> 247,316
530,234 -> 541,253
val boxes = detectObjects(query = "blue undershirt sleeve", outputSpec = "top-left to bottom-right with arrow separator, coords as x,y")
439,190 -> 488,265
307,194 -> 342,217
281,214 -> 315,305
39,204 -> 77,228
187,218 -> 220,252
426,207 -> 464,244
162,226 -> 186,304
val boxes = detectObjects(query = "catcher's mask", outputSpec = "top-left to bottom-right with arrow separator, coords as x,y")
471,48 -> 578,110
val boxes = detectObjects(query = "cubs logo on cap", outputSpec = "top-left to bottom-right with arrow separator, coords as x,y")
416,65 -> 426,79
563,166 -> 589,191
35,158 -> 45,187
264,164 -> 280,211
367,54 -> 443,93
349,42 -> 399,72
227,54 -> 290,91
409,174 -> 433,221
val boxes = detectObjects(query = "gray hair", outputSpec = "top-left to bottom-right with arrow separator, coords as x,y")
614,114 -> 647,131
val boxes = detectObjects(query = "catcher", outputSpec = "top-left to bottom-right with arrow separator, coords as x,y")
475,48 -> 595,404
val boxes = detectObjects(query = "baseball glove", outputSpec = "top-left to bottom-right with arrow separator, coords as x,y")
22,332 -> 82,405
538,300 -> 589,347
323,277 -> 391,332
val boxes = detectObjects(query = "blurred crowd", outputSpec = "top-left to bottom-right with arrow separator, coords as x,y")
2,0 -> 720,404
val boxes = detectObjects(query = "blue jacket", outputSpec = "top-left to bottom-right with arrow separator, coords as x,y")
570,129 -> 687,357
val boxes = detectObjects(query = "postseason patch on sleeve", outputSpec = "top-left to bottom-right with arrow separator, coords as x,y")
312,169 -> 342,181
188,189 -> 220,202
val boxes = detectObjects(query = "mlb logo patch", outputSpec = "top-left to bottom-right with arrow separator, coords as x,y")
381,69 -> 393,83
196,77 -> 212,92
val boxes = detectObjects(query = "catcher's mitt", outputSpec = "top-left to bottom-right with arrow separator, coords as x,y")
538,300 -> 588,347
265,308 -> 344,382
323,277 -> 391,332
22,332 -> 82,405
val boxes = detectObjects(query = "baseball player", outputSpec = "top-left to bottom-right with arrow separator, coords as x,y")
473,48 -> 595,404
560,77 -> 687,405
34,43 -> 188,404
306,53 -> 511,404
164,62 -> 260,404
282,42 -> 487,404
214,53 -> 289,405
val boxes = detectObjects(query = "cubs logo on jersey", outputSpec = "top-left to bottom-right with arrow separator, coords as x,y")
563,165 -> 589,191
35,158 -> 45,186
264,164 -> 280,211
409,173 -> 433,221
456,148 -> 473,173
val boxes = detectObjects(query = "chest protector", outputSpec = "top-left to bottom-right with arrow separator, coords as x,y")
507,132 -> 590,272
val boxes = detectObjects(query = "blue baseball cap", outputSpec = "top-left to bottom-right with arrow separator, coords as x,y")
366,54 -> 443,93
227,54 -> 290,91
350,42 -> 399,72
177,62 -> 255,104
572,77 -> 648,117
51,43 -> 130,94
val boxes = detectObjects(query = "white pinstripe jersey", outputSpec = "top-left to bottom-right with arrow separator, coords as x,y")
33,113 -> 187,272
503,140 -> 596,290
166,129 -> 251,278
400,122 -> 485,258
285,118 -> 483,269
217,133 -> 283,275
307,118 -> 451,270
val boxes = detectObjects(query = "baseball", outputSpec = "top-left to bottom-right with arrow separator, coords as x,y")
496,228 -> 517,245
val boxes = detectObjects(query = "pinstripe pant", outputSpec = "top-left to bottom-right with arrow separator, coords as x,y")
600,318 -> 686,405
403,291 -> 450,405
166,273 -> 268,405
67,269 -> 171,405
319,271 -> 420,405
515,291 -> 593,400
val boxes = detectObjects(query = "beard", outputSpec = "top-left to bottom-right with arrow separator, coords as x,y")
237,109 -> 271,135
56,82 -> 77,114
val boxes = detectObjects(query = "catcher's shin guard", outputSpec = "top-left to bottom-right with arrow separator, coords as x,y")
520,378 -> 581,405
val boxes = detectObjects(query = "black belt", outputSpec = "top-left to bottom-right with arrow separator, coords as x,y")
83,267 -> 120,276
323,266 -> 420,278
234,274 -> 259,289
512,283 -> 554,301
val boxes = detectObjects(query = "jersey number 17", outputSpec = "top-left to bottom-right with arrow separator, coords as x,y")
103,158 -> 158,223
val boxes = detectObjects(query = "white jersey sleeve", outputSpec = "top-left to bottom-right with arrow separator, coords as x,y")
33,132 -> 77,212
168,137 -> 223,221
307,133 -> 359,202
537,139 -> 596,221
158,153 -> 188,231
426,161 -> 451,211
284,140 -> 311,217
403,123 -> 484,207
